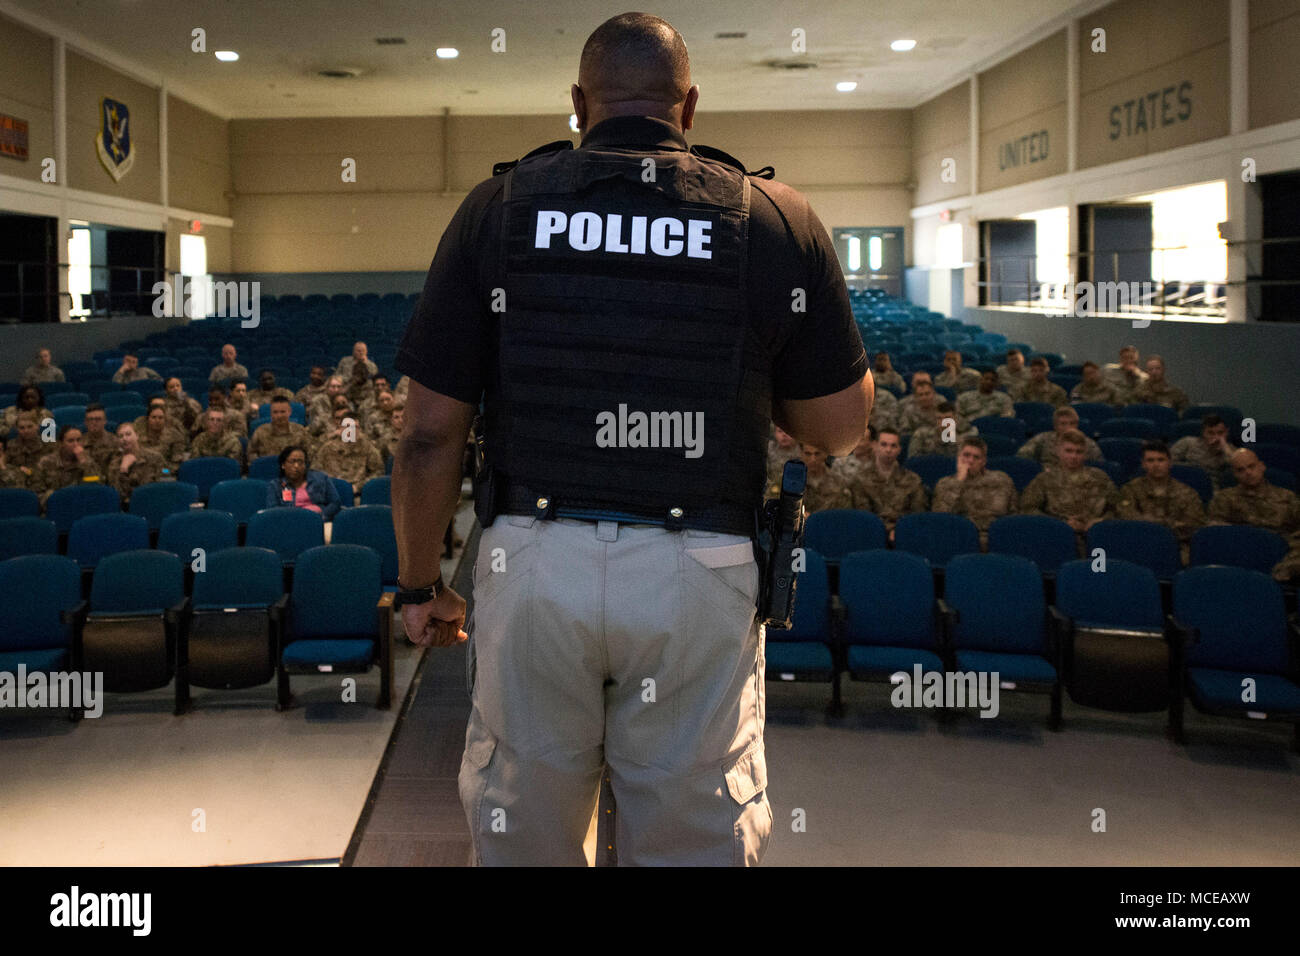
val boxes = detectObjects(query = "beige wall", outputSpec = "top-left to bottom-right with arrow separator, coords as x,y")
1250,0 -> 1300,128
912,81 -> 971,206
166,217 -> 231,274
979,32 -> 1068,192
1078,0 -> 1229,169
0,14 -> 54,184
229,110 -> 913,272
167,95 -> 230,217
66,50 -> 161,203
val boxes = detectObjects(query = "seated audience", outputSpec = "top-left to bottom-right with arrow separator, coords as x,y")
30,425 -> 103,504
335,341 -> 378,381
930,436 -> 1018,548
1020,428 -> 1118,538
6,413 -> 50,473
3,385 -> 53,433
247,370 -> 295,415
248,396 -> 311,459
797,443 -> 853,513
189,406 -> 243,461
996,348 -> 1030,391
1207,449 -> 1300,535
1070,361 -> 1121,405
209,344 -> 249,384
848,426 -> 927,539
955,370 -> 1015,420
295,366 -> 329,409
136,403 -> 186,472
908,401 -> 975,458
312,412 -> 385,496
112,353 -> 162,384
22,348 -> 65,384
308,376 -> 348,427
0,443 -> 29,489
1017,406 -> 1104,467
81,404 -> 120,472
1117,440 -> 1205,553
162,377 -> 203,433
935,350 -> 980,393
1129,355 -> 1189,413
266,444 -> 341,520
200,386 -> 248,439
107,423 -> 166,506
1170,414 -> 1236,488
1010,356 -> 1068,407
872,352 -> 906,394
1102,345 -> 1149,404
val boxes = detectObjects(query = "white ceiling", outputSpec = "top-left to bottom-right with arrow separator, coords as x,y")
6,0 -> 1094,119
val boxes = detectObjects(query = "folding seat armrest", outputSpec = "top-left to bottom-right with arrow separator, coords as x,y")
1165,614 -> 1197,650
935,598 -> 957,623
267,593 -> 290,623
164,597 -> 192,627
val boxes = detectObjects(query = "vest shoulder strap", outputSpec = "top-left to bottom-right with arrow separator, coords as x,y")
690,143 -> 775,180
492,139 -> 574,176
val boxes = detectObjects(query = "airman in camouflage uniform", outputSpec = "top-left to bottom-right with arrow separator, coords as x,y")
295,367 -> 329,411
201,388 -> 249,440
849,428 -> 927,533
1070,362 -> 1121,405
1170,415 -> 1236,488
1020,429 -> 1118,538
995,349 -> 1031,392
248,400 -> 312,460
868,386 -> 899,432
955,370 -> 1015,420
80,405 -> 121,473
1207,449 -> 1300,535
907,403 -> 977,458
136,406 -> 188,471
0,444 -> 29,489
1117,441 -> 1205,551
107,424 -> 168,506
247,371 -> 296,416
872,353 -> 906,395
1129,355 -> 1189,413
797,444 -> 854,513
162,377 -> 203,434
1272,530 -> 1300,584
898,378 -> 942,434
931,437 -> 1018,547
309,377 -> 349,429
312,415 -> 385,494
830,429 -> 874,486
1010,357 -> 1068,407
1101,346 -> 1149,404
935,351 -> 981,394
5,414 -> 52,472
29,427 -> 104,505
1017,407 -> 1104,468
189,408 -> 243,461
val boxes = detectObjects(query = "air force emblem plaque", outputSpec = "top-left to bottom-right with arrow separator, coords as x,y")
96,97 -> 134,181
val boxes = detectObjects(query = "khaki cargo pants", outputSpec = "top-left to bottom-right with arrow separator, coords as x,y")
459,514 -> 772,866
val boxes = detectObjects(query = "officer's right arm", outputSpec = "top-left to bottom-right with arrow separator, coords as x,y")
773,373 -> 872,459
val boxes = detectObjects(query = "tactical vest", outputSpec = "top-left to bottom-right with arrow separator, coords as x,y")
484,140 -> 771,534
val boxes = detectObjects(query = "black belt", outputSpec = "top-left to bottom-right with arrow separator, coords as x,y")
500,485 -> 756,537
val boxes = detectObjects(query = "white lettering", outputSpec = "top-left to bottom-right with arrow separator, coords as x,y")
649,216 -> 684,256
534,210 -> 567,248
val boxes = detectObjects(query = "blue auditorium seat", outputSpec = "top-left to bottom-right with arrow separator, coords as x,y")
177,457 -> 241,502
1087,520 -> 1182,581
840,549 -> 943,682
331,505 -> 399,588
987,456 -> 1042,492
1189,526 -> 1289,575
764,549 -> 836,696
894,512 -> 980,569
0,555 -> 84,716
45,484 -> 122,537
803,510 -> 887,564
987,515 -> 1077,577
128,481 -> 200,535
0,516 -> 58,561
0,487 -> 40,519
1169,465 -> 1213,504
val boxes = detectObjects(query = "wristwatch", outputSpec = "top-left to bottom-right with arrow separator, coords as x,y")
393,576 -> 445,608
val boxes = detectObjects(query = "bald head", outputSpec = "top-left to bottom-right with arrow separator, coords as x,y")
1231,448 -> 1266,488
573,13 -> 696,132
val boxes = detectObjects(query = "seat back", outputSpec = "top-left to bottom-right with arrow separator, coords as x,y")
246,507 -> 326,564
1098,437 -> 1145,479
1123,404 -> 1179,429
1169,465 -> 1213,504
1071,402 -> 1115,423
193,546 -> 284,608
0,554 -> 81,651
209,479 -> 271,527
360,476 -> 391,506
248,455 -> 280,481
1189,525 -> 1289,575
944,554 -> 1045,653
839,550 -> 936,648
894,512 -> 980,567
290,544 -> 381,639
987,515 -> 1077,574
157,510 -> 238,559
67,513 -> 150,568
1087,520 -> 1181,579
176,457 -> 241,501
802,510 -> 886,562
904,454 -> 956,490
1055,559 -> 1163,630
1174,566 -> 1287,673
331,505 -> 399,585
128,481 -> 199,532
330,476 -> 355,507
0,516 -> 58,560
45,483 -> 122,535
1098,418 -> 1158,440
986,456 -> 1041,492
971,416 -> 1027,441
90,550 -> 184,613
0,487 -> 40,519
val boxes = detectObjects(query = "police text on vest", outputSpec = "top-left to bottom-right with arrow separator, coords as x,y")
535,210 -> 712,259
596,404 -> 704,459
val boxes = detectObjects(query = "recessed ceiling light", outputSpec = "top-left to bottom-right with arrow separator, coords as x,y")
890,39 -> 917,52
836,81 -> 858,92
435,47 -> 459,59
215,51 -> 239,62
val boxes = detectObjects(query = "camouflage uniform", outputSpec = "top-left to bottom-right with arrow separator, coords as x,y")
312,435 -> 385,492
1069,379 -> 1120,405
334,356 -> 378,381
1207,482 -> 1300,535
996,364 -> 1031,392
1129,379 -> 1189,413
295,383 -> 327,410
247,386 -> 295,410
1169,437 -> 1237,488
112,366 -> 162,384
1272,530 -> 1300,583
852,460 -> 927,528
800,466 -> 854,514
1010,379 -> 1068,407
22,364 -> 65,384
1020,466 -> 1118,526
935,367 -> 981,393
2,406 -> 53,432
0,463 -> 30,489
138,426 -> 188,471
1102,364 -> 1148,404
163,394 -> 203,433
869,387 -> 899,431
308,393 -> 343,428
190,430 -> 243,461
898,402 -> 945,434
209,362 -> 249,385
107,447 -> 168,505
198,408 -> 248,441
248,422 -> 311,460
931,469 -> 1018,546
872,369 -> 906,394
1016,431 -> 1104,468
831,453 -> 872,486
907,421 -> 977,458
5,435 -> 52,471
955,389 -> 1014,420
393,376 -> 411,403
81,430 -> 121,472
765,438 -> 801,490
30,454 -> 104,505
1117,476 -> 1205,544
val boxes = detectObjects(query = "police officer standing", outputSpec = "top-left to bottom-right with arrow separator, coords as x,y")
391,13 -> 870,866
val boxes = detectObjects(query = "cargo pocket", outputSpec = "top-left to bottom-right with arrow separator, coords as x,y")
459,720 -> 499,852
724,742 -> 771,867
682,533 -> 760,620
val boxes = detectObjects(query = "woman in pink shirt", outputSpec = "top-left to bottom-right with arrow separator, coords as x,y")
265,444 -> 341,519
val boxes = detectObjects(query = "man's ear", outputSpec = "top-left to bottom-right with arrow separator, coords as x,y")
681,85 -> 699,131
571,84 -> 587,132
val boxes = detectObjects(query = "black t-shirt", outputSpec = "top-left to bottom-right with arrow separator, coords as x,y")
396,115 -> 865,408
